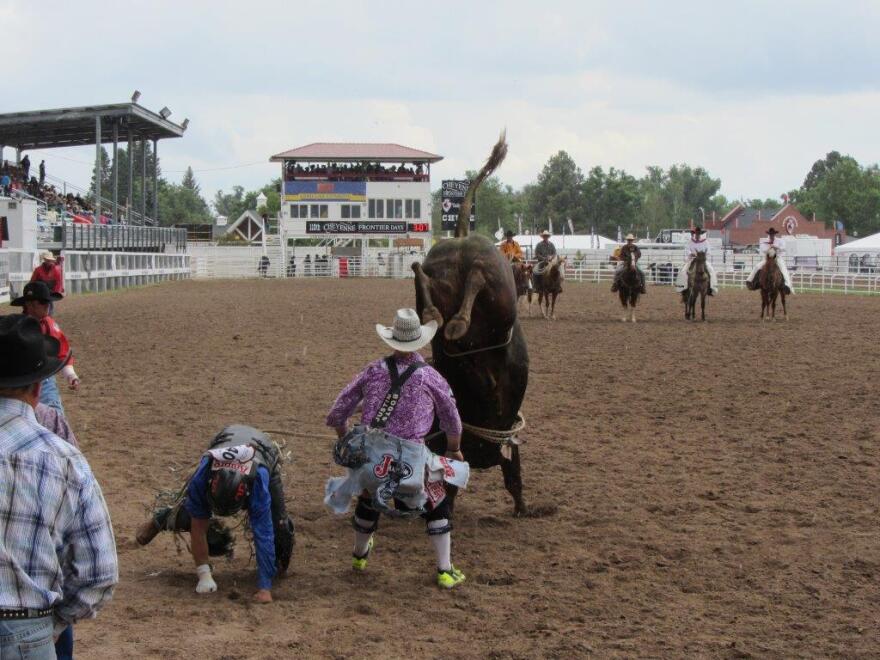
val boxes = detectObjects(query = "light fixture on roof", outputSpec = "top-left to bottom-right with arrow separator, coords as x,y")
159,107 -> 172,119
131,90 -> 141,103
181,118 -> 190,130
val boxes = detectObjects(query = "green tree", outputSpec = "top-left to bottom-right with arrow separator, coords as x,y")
795,156 -> 880,236
581,166 -> 640,237
802,151 -> 844,190
157,167 -> 211,225
529,151 -> 584,232
181,166 -> 201,195
89,146 -> 111,203
214,179 -> 281,222
103,142 -> 159,221
637,166 -> 671,235
744,197 -> 782,210
664,164 -> 721,228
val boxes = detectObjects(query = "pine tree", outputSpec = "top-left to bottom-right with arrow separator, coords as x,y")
181,166 -> 200,194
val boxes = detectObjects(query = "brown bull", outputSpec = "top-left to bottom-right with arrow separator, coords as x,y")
411,133 -> 531,515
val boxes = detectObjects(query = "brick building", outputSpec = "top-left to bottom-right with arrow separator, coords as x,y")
703,203 -> 844,247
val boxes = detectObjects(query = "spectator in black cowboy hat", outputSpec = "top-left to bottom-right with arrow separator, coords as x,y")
11,282 -> 79,413
0,315 -> 117,657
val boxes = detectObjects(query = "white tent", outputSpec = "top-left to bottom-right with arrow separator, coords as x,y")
835,231 -> 880,254
497,233 -> 617,255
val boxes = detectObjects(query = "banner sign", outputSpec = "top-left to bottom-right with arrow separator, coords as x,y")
306,221 -> 407,234
440,180 -> 476,231
284,180 -> 366,202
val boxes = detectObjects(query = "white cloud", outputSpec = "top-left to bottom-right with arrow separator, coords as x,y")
4,0 -> 880,205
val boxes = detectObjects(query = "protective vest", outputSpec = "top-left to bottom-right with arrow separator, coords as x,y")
205,425 -> 277,488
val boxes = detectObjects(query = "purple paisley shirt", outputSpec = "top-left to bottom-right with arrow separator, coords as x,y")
326,353 -> 462,442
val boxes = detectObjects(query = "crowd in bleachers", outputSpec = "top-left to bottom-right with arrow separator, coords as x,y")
285,161 -> 427,182
1,156 -> 124,225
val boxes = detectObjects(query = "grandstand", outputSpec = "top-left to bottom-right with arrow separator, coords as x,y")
0,99 -> 190,301
272,143 -> 441,265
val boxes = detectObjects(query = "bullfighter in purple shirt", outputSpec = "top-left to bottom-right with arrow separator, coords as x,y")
326,308 -> 467,589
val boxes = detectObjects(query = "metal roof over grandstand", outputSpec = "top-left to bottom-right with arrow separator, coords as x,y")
270,143 -> 443,163
0,103 -> 187,150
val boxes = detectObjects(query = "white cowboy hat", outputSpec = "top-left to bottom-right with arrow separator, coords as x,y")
39,250 -> 56,262
625,233 -> 636,240
540,230 -> 551,237
375,308 -> 438,352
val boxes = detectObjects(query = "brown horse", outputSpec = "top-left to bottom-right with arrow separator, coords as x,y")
617,249 -> 642,322
511,259 -> 534,316
532,256 -> 565,320
759,248 -> 787,321
683,251 -> 709,321
411,133 -> 532,515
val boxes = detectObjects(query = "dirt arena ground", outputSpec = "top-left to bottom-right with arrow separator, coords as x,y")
45,278 -> 879,658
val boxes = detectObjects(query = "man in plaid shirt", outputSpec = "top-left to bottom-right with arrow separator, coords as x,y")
0,314 -> 118,657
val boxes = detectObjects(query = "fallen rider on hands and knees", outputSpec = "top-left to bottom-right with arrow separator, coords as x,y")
136,425 -> 295,603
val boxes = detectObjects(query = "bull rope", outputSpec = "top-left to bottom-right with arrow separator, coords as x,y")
441,328 -> 514,358
461,412 -> 526,446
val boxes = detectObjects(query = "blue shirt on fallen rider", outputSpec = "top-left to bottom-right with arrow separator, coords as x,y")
184,457 -> 275,590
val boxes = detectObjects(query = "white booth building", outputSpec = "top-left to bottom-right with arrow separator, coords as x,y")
271,143 -> 441,257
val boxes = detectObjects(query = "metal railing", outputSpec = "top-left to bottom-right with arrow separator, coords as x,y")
60,223 -> 187,253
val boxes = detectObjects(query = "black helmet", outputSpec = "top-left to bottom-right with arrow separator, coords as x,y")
207,468 -> 249,516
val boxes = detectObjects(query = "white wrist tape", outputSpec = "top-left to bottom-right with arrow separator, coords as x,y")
61,365 -> 78,382
195,563 -> 217,594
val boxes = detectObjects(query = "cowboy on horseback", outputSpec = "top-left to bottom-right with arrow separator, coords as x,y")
531,229 -> 556,289
675,226 -> 718,296
611,234 -> 646,294
746,227 -> 794,294
499,230 -> 524,261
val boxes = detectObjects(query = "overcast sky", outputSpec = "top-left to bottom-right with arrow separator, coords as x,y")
3,0 -> 879,207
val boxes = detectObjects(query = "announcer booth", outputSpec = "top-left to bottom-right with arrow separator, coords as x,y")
271,143 -> 441,272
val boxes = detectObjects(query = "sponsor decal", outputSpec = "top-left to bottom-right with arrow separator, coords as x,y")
373,454 -> 413,479
284,180 -> 366,202
305,221 -> 407,234
441,179 -> 476,232
212,460 -> 253,475
425,480 -> 446,506
438,456 -> 456,478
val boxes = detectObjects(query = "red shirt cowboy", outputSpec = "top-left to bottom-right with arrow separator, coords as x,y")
30,251 -> 65,299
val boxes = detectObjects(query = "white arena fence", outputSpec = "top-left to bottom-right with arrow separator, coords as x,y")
187,245 -> 880,295
0,248 -> 191,303
564,253 -> 880,295
188,244 -> 424,280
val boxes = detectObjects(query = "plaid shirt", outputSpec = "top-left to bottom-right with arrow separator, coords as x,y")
0,398 -> 117,626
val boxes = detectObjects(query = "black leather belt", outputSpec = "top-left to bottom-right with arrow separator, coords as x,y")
0,607 -> 54,620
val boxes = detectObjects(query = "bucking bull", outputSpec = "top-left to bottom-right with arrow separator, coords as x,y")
412,133 -> 534,515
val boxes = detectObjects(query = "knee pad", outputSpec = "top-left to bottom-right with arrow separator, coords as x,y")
426,518 -> 452,536
354,497 -> 380,523
352,515 -> 379,535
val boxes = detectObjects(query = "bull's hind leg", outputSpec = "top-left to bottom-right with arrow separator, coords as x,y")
501,444 -> 527,516
412,263 -> 444,327
444,263 -> 486,340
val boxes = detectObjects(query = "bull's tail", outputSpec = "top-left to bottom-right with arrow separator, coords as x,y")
456,130 -> 508,238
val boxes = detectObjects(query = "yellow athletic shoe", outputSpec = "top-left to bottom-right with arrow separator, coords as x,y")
437,566 -> 466,589
352,537 -> 374,571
